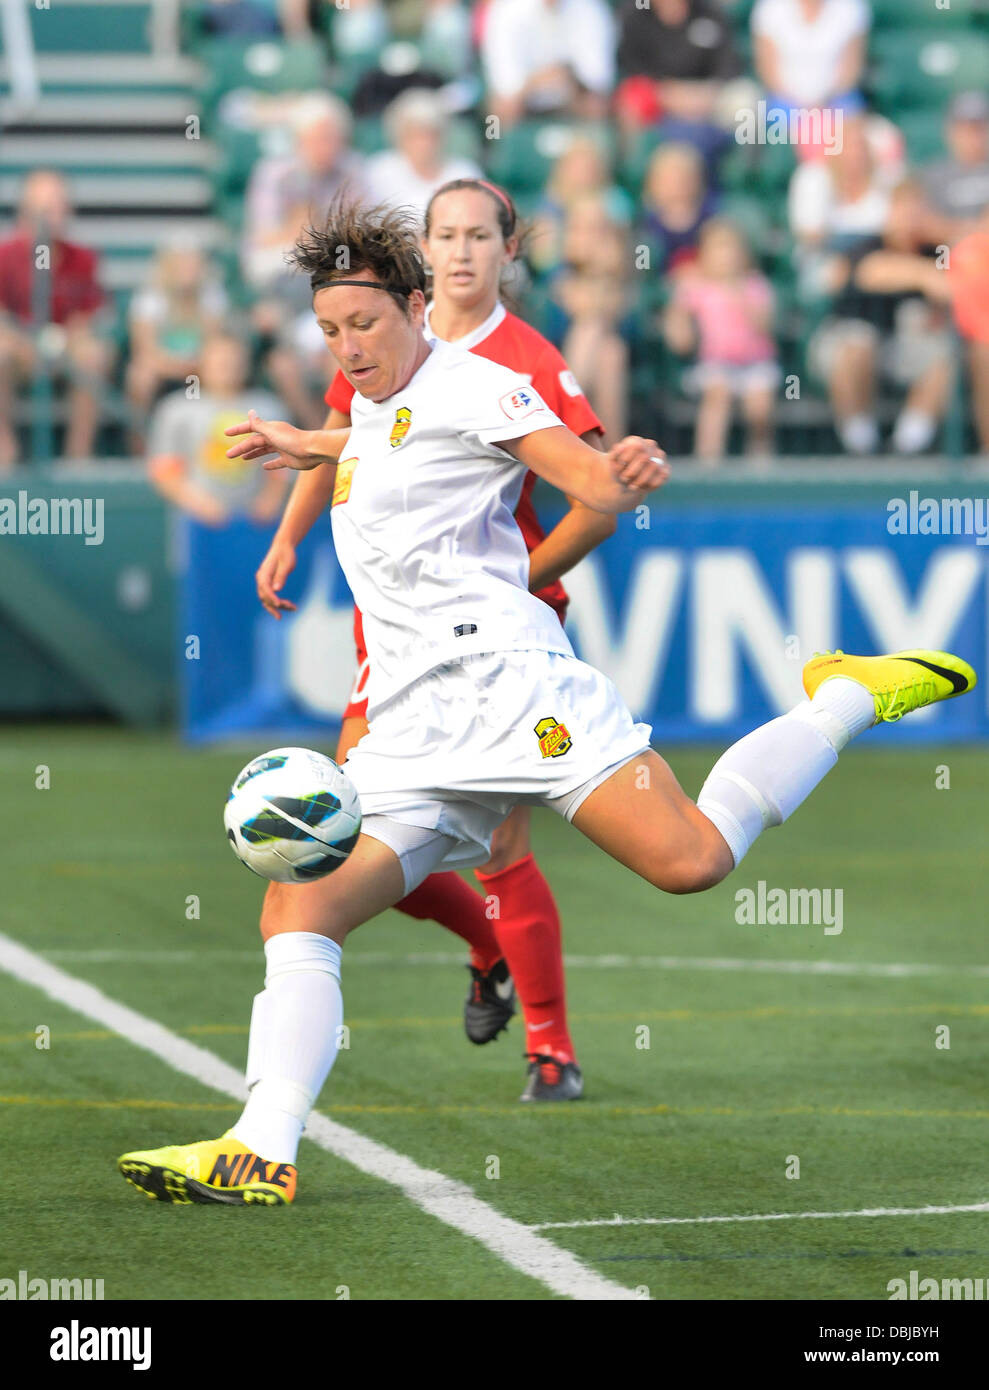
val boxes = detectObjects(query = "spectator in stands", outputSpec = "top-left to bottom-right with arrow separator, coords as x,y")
126,245 -> 228,443
793,117 -> 891,453
752,0 -> 870,158
364,89 -> 481,217
242,92 -> 366,426
920,91 -> 989,228
0,170 -> 113,469
847,181 -> 955,455
805,177 -> 954,456
529,134 -> 632,276
789,113 -> 902,258
481,0 -> 616,129
147,332 -> 287,527
639,142 -> 718,277
664,218 -> 778,464
948,211 -> 989,455
242,93 -> 366,297
545,193 -> 631,438
614,0 -> 741,161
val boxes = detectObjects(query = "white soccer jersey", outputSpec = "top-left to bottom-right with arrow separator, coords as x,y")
329,340 -> 576,713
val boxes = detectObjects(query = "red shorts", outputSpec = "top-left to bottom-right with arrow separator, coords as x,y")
342,597 -> 569,722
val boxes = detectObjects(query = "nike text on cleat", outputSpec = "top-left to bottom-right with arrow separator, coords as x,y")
520,1053 -> 584,1102
802,648 -> 977,724
117,1132 -> 296,1206
464,956 -> 516,1044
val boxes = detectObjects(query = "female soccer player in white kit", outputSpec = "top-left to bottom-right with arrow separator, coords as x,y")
118,202 -> 976,1206
255,178 -> 614,1100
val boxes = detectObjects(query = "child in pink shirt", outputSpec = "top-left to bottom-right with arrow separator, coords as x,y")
665,218 -> 779,463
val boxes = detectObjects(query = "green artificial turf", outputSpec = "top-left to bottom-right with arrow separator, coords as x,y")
1,726 -> 987,1299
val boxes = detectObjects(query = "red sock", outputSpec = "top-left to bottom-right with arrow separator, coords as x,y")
474,854 -> 575,1063
396,873 -> 502,972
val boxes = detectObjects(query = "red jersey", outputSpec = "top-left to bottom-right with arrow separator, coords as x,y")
325,300 -> 603,624
0,234 -> 104,325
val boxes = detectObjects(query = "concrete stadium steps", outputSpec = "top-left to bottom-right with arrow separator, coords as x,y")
0,35 -> 219,287
0,92 -> 204,132
0,134 -> 215,173
0,173 -> 213,211
0,52 -> 200,94
0,214 -> 225,248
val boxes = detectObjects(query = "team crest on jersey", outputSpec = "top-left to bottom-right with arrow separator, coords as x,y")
332,457 -> 357,506
389,406 -> 412,448
535,716 -> 572,759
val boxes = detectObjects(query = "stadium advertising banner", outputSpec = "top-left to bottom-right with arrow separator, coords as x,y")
181,498 -> 988,745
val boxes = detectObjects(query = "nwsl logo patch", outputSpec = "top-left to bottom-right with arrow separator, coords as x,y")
499,387 -> 547,422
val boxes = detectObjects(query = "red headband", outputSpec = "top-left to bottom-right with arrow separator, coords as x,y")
473,180 -> 515,221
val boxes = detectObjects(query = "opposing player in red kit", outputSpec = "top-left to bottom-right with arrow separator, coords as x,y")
255,178 -> 614,1100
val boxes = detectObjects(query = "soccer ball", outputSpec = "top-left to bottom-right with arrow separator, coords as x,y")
224,747 -> 362,884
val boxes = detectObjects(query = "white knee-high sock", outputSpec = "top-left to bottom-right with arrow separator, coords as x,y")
232,932 -> 343,1165
697,677 -> 875,868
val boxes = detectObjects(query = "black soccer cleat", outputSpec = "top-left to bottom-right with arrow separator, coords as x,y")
464,957 -> 516,1044
520,1053 -> 584,1102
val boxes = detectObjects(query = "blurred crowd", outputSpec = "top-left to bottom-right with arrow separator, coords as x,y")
2,0 -> 989,487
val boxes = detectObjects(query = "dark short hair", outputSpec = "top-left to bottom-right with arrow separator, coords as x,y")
290,196 -> 427,315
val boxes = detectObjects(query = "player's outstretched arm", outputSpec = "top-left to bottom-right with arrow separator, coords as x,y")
225,409 -> 350,471
526,431 -> 617,593
255,407 -> 350,619
506,427 -> 670,514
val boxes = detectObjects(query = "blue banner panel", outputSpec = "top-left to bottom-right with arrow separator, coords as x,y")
180,518 -> 357,745
560,505 -> 986,745
181,504 -> 988,745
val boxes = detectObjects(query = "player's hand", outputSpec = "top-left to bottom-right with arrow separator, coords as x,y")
225,410 -> 321,471
256,537 -> 298,619
607,437 -> 670,494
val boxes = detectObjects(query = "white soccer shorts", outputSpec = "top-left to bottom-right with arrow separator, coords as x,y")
344,649 -> 653,889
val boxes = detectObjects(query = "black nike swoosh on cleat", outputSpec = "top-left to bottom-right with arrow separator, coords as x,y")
900,658 -> 970,695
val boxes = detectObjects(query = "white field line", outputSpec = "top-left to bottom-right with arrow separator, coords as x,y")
0,933 -> 636,1302
530,1203 -> 989,1232
36,948 -> 989,979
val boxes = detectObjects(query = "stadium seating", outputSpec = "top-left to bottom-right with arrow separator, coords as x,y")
869,0 -> 977,27
2,0 -> 985,460
198,37 -> 329,121
869,30 -> 989,110
0,2 -> 222,455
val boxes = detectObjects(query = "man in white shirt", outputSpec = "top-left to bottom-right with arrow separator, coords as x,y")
364,88 -> 481,218
482,0 -> 617,128
752,0 -> 869,113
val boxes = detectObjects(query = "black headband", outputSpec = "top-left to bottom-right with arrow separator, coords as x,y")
310,276 -> 413,303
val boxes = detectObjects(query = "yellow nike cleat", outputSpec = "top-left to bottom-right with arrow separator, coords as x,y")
803,649 -> 977,724
118,1131 -> 296,1206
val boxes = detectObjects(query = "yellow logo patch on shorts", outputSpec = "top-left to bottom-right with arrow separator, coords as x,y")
332,457 -> 357,507
535,716 -> 572,758
389,407 -> 411,448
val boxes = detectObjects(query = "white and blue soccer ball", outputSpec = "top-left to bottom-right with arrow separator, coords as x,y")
224,747 -> 361,884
